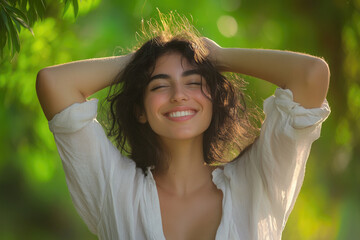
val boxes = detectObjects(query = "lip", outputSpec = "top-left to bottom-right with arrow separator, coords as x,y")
164,106 -> 198,122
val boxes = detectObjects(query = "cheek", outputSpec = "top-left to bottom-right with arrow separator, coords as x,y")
144,94 -> 167,117
200,84 -> 212,99
194,89 -> 212,104
193,91 -> 213,118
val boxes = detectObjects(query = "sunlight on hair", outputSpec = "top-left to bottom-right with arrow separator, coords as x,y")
134,9 -> 209,62
217,15 -> 238,37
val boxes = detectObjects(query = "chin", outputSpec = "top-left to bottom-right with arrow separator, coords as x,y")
160,132 -> 204,142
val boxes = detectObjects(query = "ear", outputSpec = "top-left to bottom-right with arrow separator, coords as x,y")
138,113 -> 147,123
135,105 -> 147,123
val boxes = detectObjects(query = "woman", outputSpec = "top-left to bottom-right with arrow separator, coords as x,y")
36,13 -> 330,240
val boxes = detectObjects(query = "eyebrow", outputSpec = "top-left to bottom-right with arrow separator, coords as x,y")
149,69 -> 200,81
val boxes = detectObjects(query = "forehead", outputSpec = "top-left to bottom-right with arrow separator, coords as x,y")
151,52 -> 196,76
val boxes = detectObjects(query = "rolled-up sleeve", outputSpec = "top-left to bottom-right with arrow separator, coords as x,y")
49,99 -> 136,234
224,88 -> 330,239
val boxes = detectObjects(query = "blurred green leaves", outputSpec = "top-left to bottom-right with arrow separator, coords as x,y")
0,0 -> 79,58
0,0 -> 33,56
63,0 -> 79,17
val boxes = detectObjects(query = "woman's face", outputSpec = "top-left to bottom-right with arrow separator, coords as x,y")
141,52 -> 213,142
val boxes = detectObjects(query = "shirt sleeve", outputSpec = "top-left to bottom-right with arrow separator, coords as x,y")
223,88 -> 330,238
48,99 -> 136,234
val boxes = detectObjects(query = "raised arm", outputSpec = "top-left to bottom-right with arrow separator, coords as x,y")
36,53 -> 134,120
204,38 -> 329,108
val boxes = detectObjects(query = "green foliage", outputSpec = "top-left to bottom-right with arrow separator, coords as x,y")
63,0 -> 79,17
0,0 -> 79,58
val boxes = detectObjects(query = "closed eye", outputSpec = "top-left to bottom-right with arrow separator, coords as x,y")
187,82 -> 202,86
150,85 -> 168,91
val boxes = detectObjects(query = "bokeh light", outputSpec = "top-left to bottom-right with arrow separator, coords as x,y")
217,15 -> 238,37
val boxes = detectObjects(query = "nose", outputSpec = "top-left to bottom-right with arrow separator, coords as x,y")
170,84 -> 189,103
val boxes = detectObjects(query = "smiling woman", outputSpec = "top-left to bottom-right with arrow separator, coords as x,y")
36,11 -> 330,240
105,27 -> 256,174
142,53 -> 213,144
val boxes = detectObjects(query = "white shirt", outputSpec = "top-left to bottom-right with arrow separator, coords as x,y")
49,88 -> 330,240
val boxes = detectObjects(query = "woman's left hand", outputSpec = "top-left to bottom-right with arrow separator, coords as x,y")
202,37 -> 226,71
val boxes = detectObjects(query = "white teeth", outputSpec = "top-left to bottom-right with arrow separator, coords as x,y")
169,110 -> 195,118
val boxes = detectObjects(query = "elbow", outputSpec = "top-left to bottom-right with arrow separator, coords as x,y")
36,68 -> 56,107
36,68 -> 48,91
305,58 -> 330,106
308,58 -> 330,92
287,57 -> 330,108
36,69 -> 46,97
36,68 -> 54,96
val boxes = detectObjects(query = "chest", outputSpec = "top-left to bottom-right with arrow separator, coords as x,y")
156,186 -> 223,240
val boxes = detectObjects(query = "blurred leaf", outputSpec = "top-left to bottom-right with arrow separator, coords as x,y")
63,0 -> 71,16
335,119 -> 352,146
0,8 -> 12,55
8,22 -> 20,55
0,0 -> 79,59
63,0 -> 79,18
348,83 -> 360,120
34,0 -> 46,19
72,0 -> 79,17
0,0 -> 30,57
3,2 -> 28,23
13,18 -> 21,32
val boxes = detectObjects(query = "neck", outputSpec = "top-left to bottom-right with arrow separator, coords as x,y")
153,135 -> 214,196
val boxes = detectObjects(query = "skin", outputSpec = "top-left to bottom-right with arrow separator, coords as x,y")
143,53 -> 213,142
203,38 -> 329,108
36,37 -> 329,240
36,53 -> 134,120
143,53 -> 223,239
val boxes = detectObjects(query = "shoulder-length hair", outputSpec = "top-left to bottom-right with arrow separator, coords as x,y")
105,12 -> 260,174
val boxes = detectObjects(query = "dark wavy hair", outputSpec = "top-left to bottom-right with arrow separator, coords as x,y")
105,12 -> 260,173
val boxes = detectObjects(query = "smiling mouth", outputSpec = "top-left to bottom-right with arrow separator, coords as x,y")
168,110 -> 196,118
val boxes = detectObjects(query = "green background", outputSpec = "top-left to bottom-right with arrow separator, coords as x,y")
1,0 -> 359,239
